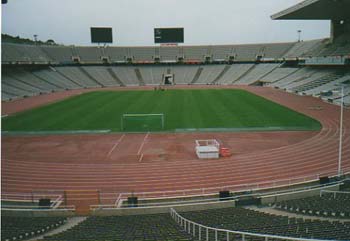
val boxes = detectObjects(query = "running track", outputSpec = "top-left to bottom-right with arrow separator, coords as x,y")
2,86 -> 350,205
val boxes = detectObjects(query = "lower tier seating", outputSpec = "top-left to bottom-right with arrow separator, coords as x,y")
273,192 -> 350,218
1,216 -> 67,241
180,207 -> 350,240
42,213 -> 192,241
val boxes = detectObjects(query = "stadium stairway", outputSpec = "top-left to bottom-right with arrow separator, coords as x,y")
211,65 -> 231,85
28,217 -> 87,241
135,68 -> 146,86
78,67 -> 104,87
190,67 -> 203,84
53,67 -> 85,89
106,67 -> 126,86
231,64 -> 257,84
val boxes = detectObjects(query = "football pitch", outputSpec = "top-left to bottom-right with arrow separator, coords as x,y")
2,89 -> 321,132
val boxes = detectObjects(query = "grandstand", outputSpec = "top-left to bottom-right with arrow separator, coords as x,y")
2,38 -> 350,104
1,0 -> 350,240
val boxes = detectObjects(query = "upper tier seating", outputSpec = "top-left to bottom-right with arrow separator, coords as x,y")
2,43 -> 51,63
74,47 -> 103,63
1,42 -> 299,64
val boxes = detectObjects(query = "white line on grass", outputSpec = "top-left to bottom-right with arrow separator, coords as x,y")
137,132 -> 150,155
106,134 -> 125,158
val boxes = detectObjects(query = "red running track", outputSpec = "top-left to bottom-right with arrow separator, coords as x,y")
2,86 -> 350,205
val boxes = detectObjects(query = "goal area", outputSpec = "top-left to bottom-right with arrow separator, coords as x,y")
121,114 -> 165,132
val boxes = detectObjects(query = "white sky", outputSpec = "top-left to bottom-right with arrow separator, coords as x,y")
1,0 -> 330,46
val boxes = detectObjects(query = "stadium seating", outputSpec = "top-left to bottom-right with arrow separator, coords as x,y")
74,47 -> 103,63
104,46 -> 129,62
42,214 -> 192,241
304,73 -> 350,96
291,71 -> 348,94
34,67 -> 82,90
171,65 -> 199,84
259,67 -> 299,83
235,63 -> 280,85
2,43 -> 51,63
159,46 -> 181,62
54,67 -> 102,88
283,39 -> 326,58
270,67 -> 318,89
130,47 -> 156,62
2,63 -> 349,101
138,66 -> 167,85
180,207 -> 350,240
194,65 -> 226,84
273,192 -> 350,219
219,64 -> 255,85
1,38 -> 349,101
40,45 -> 74,63
284,69 -> 334,92
183,46 -> 209,61
1,42 -> 299,64
211,45 -> 233,61
1,216 -> 66,241
81,66 -> 124,86
261,42 -> 295,59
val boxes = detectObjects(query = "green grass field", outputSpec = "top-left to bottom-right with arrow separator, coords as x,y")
2,89 -> 321,132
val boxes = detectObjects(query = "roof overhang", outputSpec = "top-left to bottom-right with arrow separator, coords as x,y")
271,0 -> 350,20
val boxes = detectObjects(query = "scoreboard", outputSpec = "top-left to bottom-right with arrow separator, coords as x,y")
90,27 -> 113,43
154,28 -> 184,44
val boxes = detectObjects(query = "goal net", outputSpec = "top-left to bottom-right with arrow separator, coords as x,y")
121,114 -> 164,132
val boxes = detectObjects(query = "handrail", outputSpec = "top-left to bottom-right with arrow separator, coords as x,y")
115,171 -> 349,199
320,189 -> 350,198
170,208 -> 330,241
91,183 -> 341,210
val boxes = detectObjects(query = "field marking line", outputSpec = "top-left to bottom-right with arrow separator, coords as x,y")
138,154 -> 144,163
106,134 -> 126,158
137,132 -> 150,155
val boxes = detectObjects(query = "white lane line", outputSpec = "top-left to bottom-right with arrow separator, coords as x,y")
106,134 -> 125,158
138,154 -> 144,163
137,132 -> 150,155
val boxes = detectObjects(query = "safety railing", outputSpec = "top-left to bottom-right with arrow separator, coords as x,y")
320,189 -> 350,198
91,182 -> 342,210
170,208 -> 329,241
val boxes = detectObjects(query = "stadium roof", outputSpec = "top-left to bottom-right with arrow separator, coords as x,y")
271,0 -> 350,20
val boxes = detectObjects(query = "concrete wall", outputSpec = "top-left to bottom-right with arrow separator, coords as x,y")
261,184 -> 340,205
1,209 -> 76,217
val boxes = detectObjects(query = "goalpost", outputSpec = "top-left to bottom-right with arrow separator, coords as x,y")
121,114 -> 165,132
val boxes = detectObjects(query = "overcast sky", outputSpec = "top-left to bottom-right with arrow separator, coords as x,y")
1,0 -> 330,46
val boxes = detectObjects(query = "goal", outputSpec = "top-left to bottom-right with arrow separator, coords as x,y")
121,114 -> 165,132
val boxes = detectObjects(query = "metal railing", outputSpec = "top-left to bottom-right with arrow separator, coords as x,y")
170,208 -> 329,241
91,182 -> 342,210
320,189 -> 350,198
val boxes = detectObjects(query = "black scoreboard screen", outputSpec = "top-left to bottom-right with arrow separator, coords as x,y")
90,27 -> 113,43
154,28 -> 184,43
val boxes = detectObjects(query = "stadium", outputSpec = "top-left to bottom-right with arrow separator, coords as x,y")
1,0 -> 350,240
